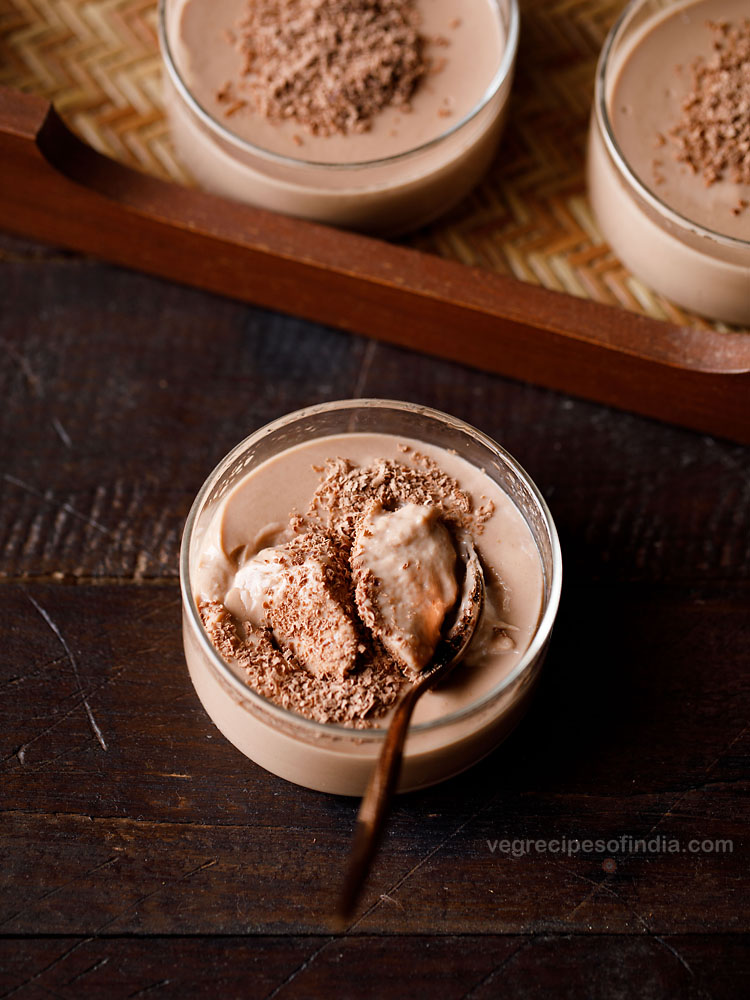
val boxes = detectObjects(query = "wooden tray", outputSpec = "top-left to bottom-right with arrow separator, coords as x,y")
2,86 -> 750,443
0,0 -> 749,444
3,0 -> 740,332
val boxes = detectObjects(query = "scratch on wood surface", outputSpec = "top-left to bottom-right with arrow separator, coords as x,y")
21,738 -> 104,773
594,879 -> 699,984
263,940 -> 333,1000
9,689 -> 104,766
0,938 -> 93,1000
51,416 -> 72,448
564,872 -> 613,923
1,337 -> 43,397
0,654 -> 67,689
4,474 -> 109,535
701,722 -> 748,776
653,935 -> 699,982
560,861 -> 649,931
0,856 -> 119,930
91,859 -> 218,935
65,957 -> 109,988
460,940 -> 532,1000
4,667 -> 125,768
25,593 -> 108,751
641,721 -> 749,836
127,980 -> 171,998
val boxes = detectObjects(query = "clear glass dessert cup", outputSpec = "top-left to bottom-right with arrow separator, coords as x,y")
158,0 -> 519,236
180,399 -> 562,796
586,0 -> 750,325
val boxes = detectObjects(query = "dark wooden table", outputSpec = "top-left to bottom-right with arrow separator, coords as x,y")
1,231 -> 747,999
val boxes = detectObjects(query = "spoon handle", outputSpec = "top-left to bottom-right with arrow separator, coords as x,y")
336,661 -> 443,923
336,540 -> 484,924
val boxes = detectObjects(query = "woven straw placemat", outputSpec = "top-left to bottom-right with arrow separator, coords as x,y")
0,0 -> 744,334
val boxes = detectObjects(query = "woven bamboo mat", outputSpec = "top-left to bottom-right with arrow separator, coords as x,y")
0,0 -> 743,334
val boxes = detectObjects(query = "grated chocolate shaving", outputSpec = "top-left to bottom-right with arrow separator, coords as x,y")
668,19 -> 750,190
199,599 -> 405,727
251,530 -> 360,678
229,0 -> 426,137
303,451 -> 492,543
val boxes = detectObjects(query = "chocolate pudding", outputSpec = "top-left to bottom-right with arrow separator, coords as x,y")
587,0 -> 750,323
159,0 -> 518,232
180,402 -> 561,794
611,1 -> 750,240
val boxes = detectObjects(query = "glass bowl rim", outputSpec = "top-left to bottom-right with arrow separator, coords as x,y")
593,0 -> 750,251
180,397 -> 562,742
158,0 -> 519,172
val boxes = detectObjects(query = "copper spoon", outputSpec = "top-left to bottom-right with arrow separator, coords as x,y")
336,538 -> 485,923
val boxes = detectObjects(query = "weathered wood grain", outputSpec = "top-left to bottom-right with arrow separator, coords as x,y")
0,934 -> 747,1000
1,582 -> 746,936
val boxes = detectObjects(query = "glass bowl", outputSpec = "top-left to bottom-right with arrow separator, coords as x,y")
180,399 -> 561,796
587,0 -> 750,324
158,0 -> 519,235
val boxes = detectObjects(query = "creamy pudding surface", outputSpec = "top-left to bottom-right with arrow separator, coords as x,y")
174,0 -> 505,163
192,432 -> 543,730
609,0 -> 750,239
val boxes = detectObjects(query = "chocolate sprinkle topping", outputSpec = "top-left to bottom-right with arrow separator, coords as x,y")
668,19 -> 750,188
231,0 -> 426,136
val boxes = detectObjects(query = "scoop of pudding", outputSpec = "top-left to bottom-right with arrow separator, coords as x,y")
351,502 -> 458,674
226,531 -> 359,677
